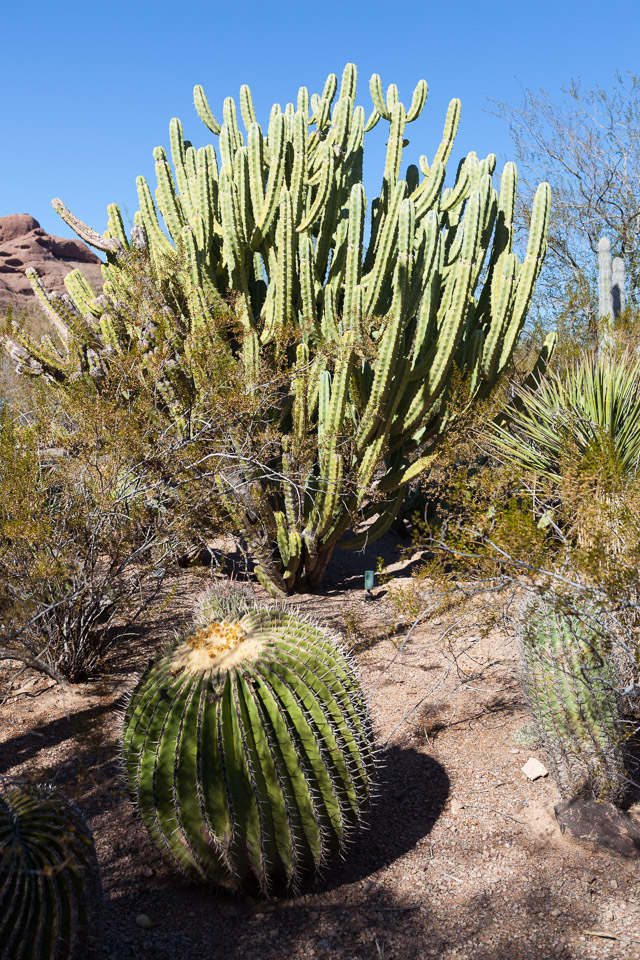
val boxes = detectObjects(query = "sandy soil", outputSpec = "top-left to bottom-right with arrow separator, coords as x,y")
2,533 -> 640,960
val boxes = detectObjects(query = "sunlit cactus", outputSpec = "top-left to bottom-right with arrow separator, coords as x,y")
517,596 -> 627,802
4,64 -> 553,594
121,597 -> 376,895
0,784 -> 101,960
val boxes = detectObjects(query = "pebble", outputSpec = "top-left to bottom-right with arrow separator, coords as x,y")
135,915 -> 154,929
142,867 -> 154,878
521,757 -> 549,780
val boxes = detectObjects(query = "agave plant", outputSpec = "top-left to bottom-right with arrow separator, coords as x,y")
489,350 -> 640,484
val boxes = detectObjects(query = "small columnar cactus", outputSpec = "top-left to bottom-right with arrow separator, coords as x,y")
517,596 -> 626,802
121,602 -> 376,895
0,784 -> 101,960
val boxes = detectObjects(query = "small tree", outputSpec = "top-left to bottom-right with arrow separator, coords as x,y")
493,73 -> 640,346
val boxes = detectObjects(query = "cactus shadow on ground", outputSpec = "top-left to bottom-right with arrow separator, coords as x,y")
321,744 -> 450,889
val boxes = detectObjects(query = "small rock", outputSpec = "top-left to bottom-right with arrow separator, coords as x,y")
135,915 -> 154,930
556,797 -> 640,857
522,758 -> 549,781
450,799 -> 465,815
550,908 -> 561,918
317,940 -> 330,950
142,867 -> 154,878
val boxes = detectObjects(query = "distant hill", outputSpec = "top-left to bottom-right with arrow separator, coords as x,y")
0,214 -> 103,310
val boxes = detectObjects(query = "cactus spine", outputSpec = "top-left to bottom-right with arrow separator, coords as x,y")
0,785 -> 101,960
517,597 -> 626,802
4,65 -> 552,594
121,598 -> 376,894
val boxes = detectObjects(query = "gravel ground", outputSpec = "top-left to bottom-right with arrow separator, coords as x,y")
2,534 -> 640,960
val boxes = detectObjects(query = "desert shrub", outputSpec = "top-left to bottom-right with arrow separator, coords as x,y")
0,380 -> 181,681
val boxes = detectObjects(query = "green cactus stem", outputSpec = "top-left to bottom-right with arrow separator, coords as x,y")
0,784 -> 101,960
4,64 -> 553,595
517,596 -> 627,803
121,598 -> 376,895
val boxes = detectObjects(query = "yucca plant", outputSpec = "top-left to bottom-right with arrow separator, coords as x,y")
121,591 -> 376,895
0,784 -> 101,960
517,595 -> 627,803
489,349 -> 640,484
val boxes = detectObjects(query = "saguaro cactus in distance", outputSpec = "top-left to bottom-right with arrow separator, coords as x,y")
0,784 -> 101,960
5,65 -> 552,595
121,596 -> 376,894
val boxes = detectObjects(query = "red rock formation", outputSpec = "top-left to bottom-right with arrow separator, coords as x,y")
0,213 -> 104,307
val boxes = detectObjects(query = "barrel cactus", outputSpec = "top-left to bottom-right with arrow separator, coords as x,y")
517,595 -> 627,802
121,598 -> 376,894
0,784 -> 101,960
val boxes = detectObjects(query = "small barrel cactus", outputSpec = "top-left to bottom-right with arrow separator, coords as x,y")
517,596 -> 626,802
122,600 -> 376,894
0,784 -> 101,960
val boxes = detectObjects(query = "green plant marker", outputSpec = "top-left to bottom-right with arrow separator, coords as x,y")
364,570 -> 375,599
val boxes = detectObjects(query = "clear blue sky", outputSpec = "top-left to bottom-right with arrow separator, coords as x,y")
3,0 -> 639,245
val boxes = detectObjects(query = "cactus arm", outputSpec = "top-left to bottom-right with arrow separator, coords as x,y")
247,122 -> 266,227
275,187 -> 294,330
194,84 -> 222,134
298,235 -> 318,336
362,180 -> 406,316
342,184 -> 365,326
297,147 -> 335,234
154,148 -> 188,244
239,84 -> 257,131
432,98 -> 461,169
339,487 -> 405,548
290,111 -> 308,225
135,175 -> 175,259
292,343 -> 310,441
369,73 -> 391,120
52,198 -> 118,253
251,113 -> 285,246
406,79 -> 428,123
412,161 -> 446,220
223,96 -> 244,150
382,103 -> 407,198
26,268 -> 72,345
497,181 -> 551,374
426,188 -> 481,399
314,72 -> 338,132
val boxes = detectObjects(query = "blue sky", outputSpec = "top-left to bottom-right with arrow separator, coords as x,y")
3,0 -> 639,245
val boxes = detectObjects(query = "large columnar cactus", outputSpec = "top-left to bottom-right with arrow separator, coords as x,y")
121,598 -> 376,894
0,784 -> 101,960
517,596 -> 626,803
4,64 -> 552,594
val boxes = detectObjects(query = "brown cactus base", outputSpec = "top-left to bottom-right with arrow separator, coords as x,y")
554,796 -> 640,858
